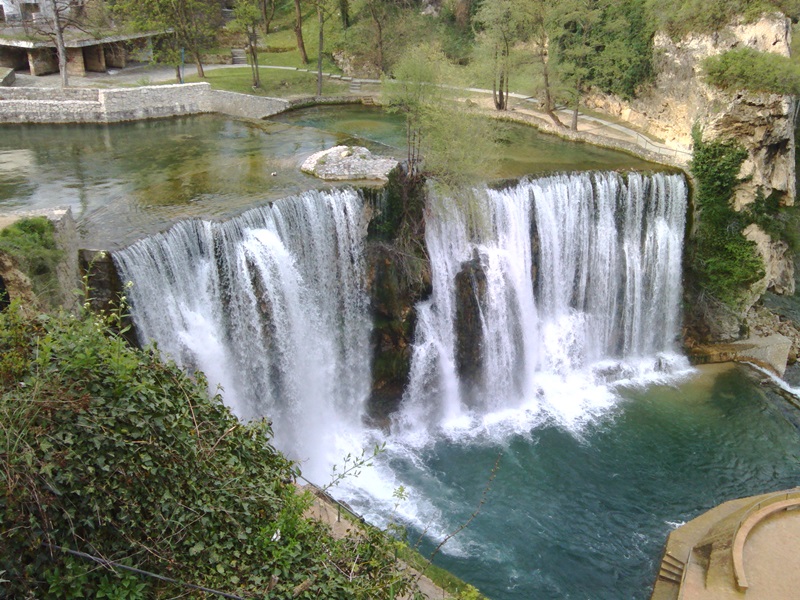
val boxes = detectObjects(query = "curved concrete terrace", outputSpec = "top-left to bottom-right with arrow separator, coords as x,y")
732,490 -> 800,590
651,487 -> 800,600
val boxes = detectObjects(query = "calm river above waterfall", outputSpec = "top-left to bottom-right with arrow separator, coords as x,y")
4,106 -> 800,599
0,105 -> 656,247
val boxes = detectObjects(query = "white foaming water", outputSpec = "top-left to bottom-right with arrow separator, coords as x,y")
115,173 -> 692,548
395,172 -> 690,442
340,173 -> 692,551
114,189 -> 371,483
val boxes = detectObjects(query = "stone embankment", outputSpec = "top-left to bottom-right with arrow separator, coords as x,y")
0,82 -> 288,123
0,67 -> 14,87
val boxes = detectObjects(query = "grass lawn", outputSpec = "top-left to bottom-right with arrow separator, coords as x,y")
185,66 -> 351,98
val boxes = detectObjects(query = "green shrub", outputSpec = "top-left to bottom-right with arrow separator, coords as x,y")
0,304 -> 410,599
702,47 -> 800,96
688,127 -> 765,306
0,217 -> 63,298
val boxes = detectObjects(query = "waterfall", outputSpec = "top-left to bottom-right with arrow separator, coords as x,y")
114,189 -> 371,481
114,172 -> 688,482
398,172 -> 688,434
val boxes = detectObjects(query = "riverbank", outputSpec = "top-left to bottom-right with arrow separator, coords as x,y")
2,62 -> 689,170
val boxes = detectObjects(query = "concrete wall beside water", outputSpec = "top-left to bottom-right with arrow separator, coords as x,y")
0,83 -> 290,123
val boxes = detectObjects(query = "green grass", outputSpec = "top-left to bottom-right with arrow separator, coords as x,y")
184,66 -> 350,97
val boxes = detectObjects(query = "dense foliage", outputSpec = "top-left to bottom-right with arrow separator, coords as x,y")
703,47 -> 800,95
0,302 -> 412,599
645,0 -> 800,39
0,217 -> 63,301
688,129 -> 765,306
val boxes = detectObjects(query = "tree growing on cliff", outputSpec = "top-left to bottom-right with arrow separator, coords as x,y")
703,47 -> 800,96
688,128 -> 765,306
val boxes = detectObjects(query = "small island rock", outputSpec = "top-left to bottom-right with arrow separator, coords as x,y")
300,145 -> 399,182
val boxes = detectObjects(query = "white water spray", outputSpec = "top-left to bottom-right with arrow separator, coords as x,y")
114,189 -> 371,482
397,172 -> 689,437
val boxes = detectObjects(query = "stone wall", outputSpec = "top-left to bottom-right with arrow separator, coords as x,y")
0,87 -> 100,100
0,83 -> 289,123
0,66 -> 14,86
205,90 -> 289,120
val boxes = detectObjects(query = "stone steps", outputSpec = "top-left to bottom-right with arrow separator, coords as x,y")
657,552 -> 686,585
231,49 -> 247,65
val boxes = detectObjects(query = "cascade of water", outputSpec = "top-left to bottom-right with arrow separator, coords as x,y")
114,189 -> 371,480
398,172 -> 688,434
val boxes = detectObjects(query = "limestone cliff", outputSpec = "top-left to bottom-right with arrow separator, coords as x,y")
587,13 -> 795,211
587,13 -> 797,344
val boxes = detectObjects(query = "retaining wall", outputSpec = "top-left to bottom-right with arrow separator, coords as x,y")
0,68 -> 15,87
0,83 -> 289,123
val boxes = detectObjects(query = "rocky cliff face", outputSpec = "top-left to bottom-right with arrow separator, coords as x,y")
588,13 -> 797,344
587,13 -> 795,213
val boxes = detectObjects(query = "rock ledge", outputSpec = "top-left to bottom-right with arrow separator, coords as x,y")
300,145 -> 399,182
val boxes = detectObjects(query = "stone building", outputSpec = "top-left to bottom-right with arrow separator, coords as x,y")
0,0 -> 157,77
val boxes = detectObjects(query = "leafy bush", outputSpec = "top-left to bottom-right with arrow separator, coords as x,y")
703,47 -> 800,95
0,304 -> 411,599
0,217 -> 63,298
688,128 -> 765,306
646,0 -> 799,39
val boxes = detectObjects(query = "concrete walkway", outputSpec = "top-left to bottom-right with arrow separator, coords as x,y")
651,488 -> 800,600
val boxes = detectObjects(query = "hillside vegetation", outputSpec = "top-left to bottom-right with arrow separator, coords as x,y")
0,291 -> 416,598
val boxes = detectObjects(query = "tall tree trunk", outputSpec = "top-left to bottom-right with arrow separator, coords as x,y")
294,0 -> 309,64
50,0 -> 68,87
541,59 -> 564,128
194,52 -> 205,78
249,31 -> 261,88
316,4 -> 323,96
376,18 -> 384,72
339,0 -> 349,28
571,84 -> 580,131
261,0 -> 276,35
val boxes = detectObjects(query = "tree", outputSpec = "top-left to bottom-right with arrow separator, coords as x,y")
589,0 -> 654,99
116,0 -> 223,78
474,0 -> 519,110
260,0 -> 277,35
383,43 -> 496,186
293,0 -> 310,64
14,0 -> 109,88
524,0 -> 564,127
232,0 -> 264,88
312,0 -> 336,96
362,0 -> 395,73
548,0 -> 603,130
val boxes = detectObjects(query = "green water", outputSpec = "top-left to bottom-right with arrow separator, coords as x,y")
0,106 -> 658,247
371,365 -> 800,599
